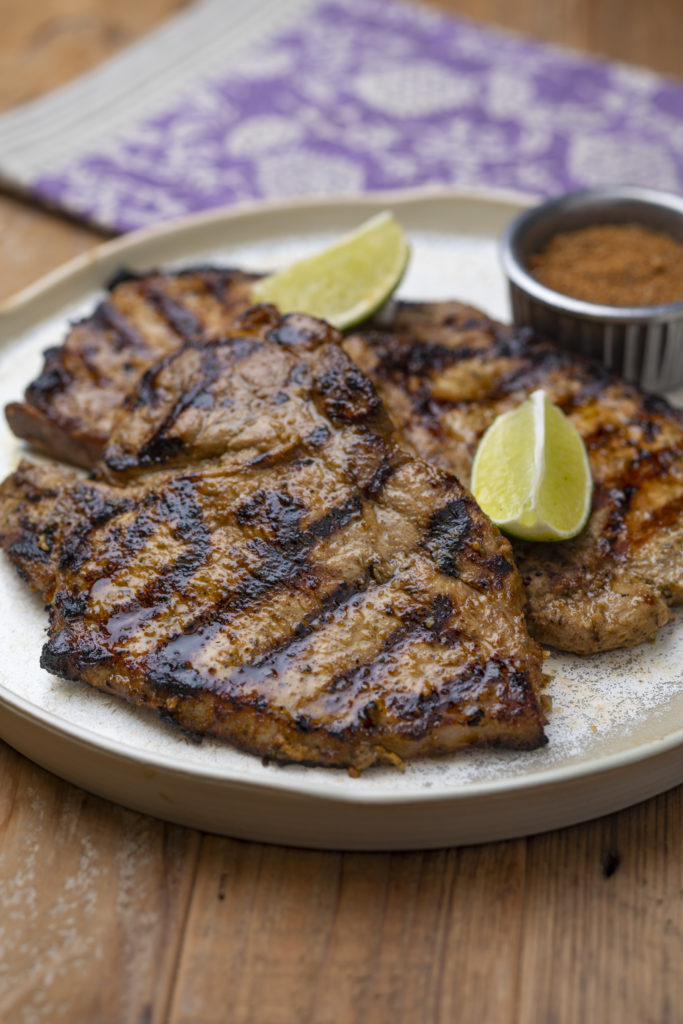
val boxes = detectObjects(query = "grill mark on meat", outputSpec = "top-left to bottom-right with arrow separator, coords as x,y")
597,486 -> 636,556
144,285 -> 205,342
368,334 -> 476,376
66,479 -> 213,646
326,593 -> 454,697
235,487 -> 305,538
82,477 -> 380,671
485,553 -> 515,582
421,501 -> 514,592
362,323 -> 536,385
133,343 -> 253,468
304,424 -> 331,447
95,300 -> 151,353
58,486 -> 136,572
201,268 -> 250,305
363,450 -> 401,497
146,574 -> 376,701
307,494 -> 363,539
140,536 -> 319,695
245,441 -> 312,470
266,317 -> 334,350
595,445 -> 681,555
422,497 -> 477,579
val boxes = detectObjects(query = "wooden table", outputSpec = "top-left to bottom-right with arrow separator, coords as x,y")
0,2 -> 681,1021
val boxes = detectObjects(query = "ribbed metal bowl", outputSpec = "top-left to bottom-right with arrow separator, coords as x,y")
500,186 -> 683,391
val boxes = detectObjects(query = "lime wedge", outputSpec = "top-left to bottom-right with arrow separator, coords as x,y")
250,211 -> 410,329
470,389 -> 593,542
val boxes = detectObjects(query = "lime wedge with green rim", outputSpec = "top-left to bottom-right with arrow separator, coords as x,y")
250,211 -> 410,329
470,389 -> 593,542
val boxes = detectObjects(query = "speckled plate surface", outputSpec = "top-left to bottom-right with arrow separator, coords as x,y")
0,189 -> 681,850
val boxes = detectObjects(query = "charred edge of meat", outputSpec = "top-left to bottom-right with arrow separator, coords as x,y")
23,348 -> 74,409
157,706 -> 205,744
266,313 -> 341,351
386,661 -> 547,740
358,322 -> 539,378
105,264 -> 260,294
41,626 -> 112,675
314,360 -> 384,426
8,524 -> 56,565
361,319 -> 667,417
106,266 -> 147,290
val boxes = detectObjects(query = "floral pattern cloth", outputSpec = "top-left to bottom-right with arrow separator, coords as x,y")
32,0 -> 683,232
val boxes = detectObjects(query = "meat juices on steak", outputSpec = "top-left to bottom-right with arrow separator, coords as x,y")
5,267 -> 258,468
344,300 -> 683,654
0,307 -> 547,768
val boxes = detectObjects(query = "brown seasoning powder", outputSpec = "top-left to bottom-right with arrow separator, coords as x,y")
528,223 -> 683,307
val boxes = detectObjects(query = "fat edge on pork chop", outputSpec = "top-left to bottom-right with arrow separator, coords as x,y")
344,299 -> 683,654
0,306 -> 548,769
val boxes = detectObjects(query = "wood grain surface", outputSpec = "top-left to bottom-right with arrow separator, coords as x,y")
0,2 -> 681,1022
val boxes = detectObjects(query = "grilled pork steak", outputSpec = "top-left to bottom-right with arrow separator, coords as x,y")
8,264 -> 678,655
344,301 -> 683,654
5,267 -> 257,468
0,308 -> 547,768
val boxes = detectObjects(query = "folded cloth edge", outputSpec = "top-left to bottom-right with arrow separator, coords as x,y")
0,0 -> 321,183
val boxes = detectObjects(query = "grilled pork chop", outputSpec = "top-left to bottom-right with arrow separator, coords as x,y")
6,267 -> 257,468
0,307 -> 547,768
7,264 -> 679,654
344,301 -> 683,654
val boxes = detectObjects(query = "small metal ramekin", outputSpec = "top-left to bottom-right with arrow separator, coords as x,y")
499,186 -> 683,391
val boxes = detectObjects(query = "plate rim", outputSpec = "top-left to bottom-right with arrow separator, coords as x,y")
1,672 -> 682,806
1,185 -> 681,821
0,184 -> 537,314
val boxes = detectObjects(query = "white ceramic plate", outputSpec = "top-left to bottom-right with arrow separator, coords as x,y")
1,188 -> 681,850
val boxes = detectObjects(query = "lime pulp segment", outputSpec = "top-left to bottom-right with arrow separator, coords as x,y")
250,211 -> 410,329
470,389 -> 593,542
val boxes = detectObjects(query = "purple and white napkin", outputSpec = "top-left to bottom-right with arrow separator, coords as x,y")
1,0 -> 682,233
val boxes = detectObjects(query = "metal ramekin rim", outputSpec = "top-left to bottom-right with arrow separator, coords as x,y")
500,185 -> 683,324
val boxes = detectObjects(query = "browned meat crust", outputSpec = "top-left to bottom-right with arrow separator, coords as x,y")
5,267 -> 258,468
5,264 -> 680,656
344,301 -> 683,654
0,307 -> 547,768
